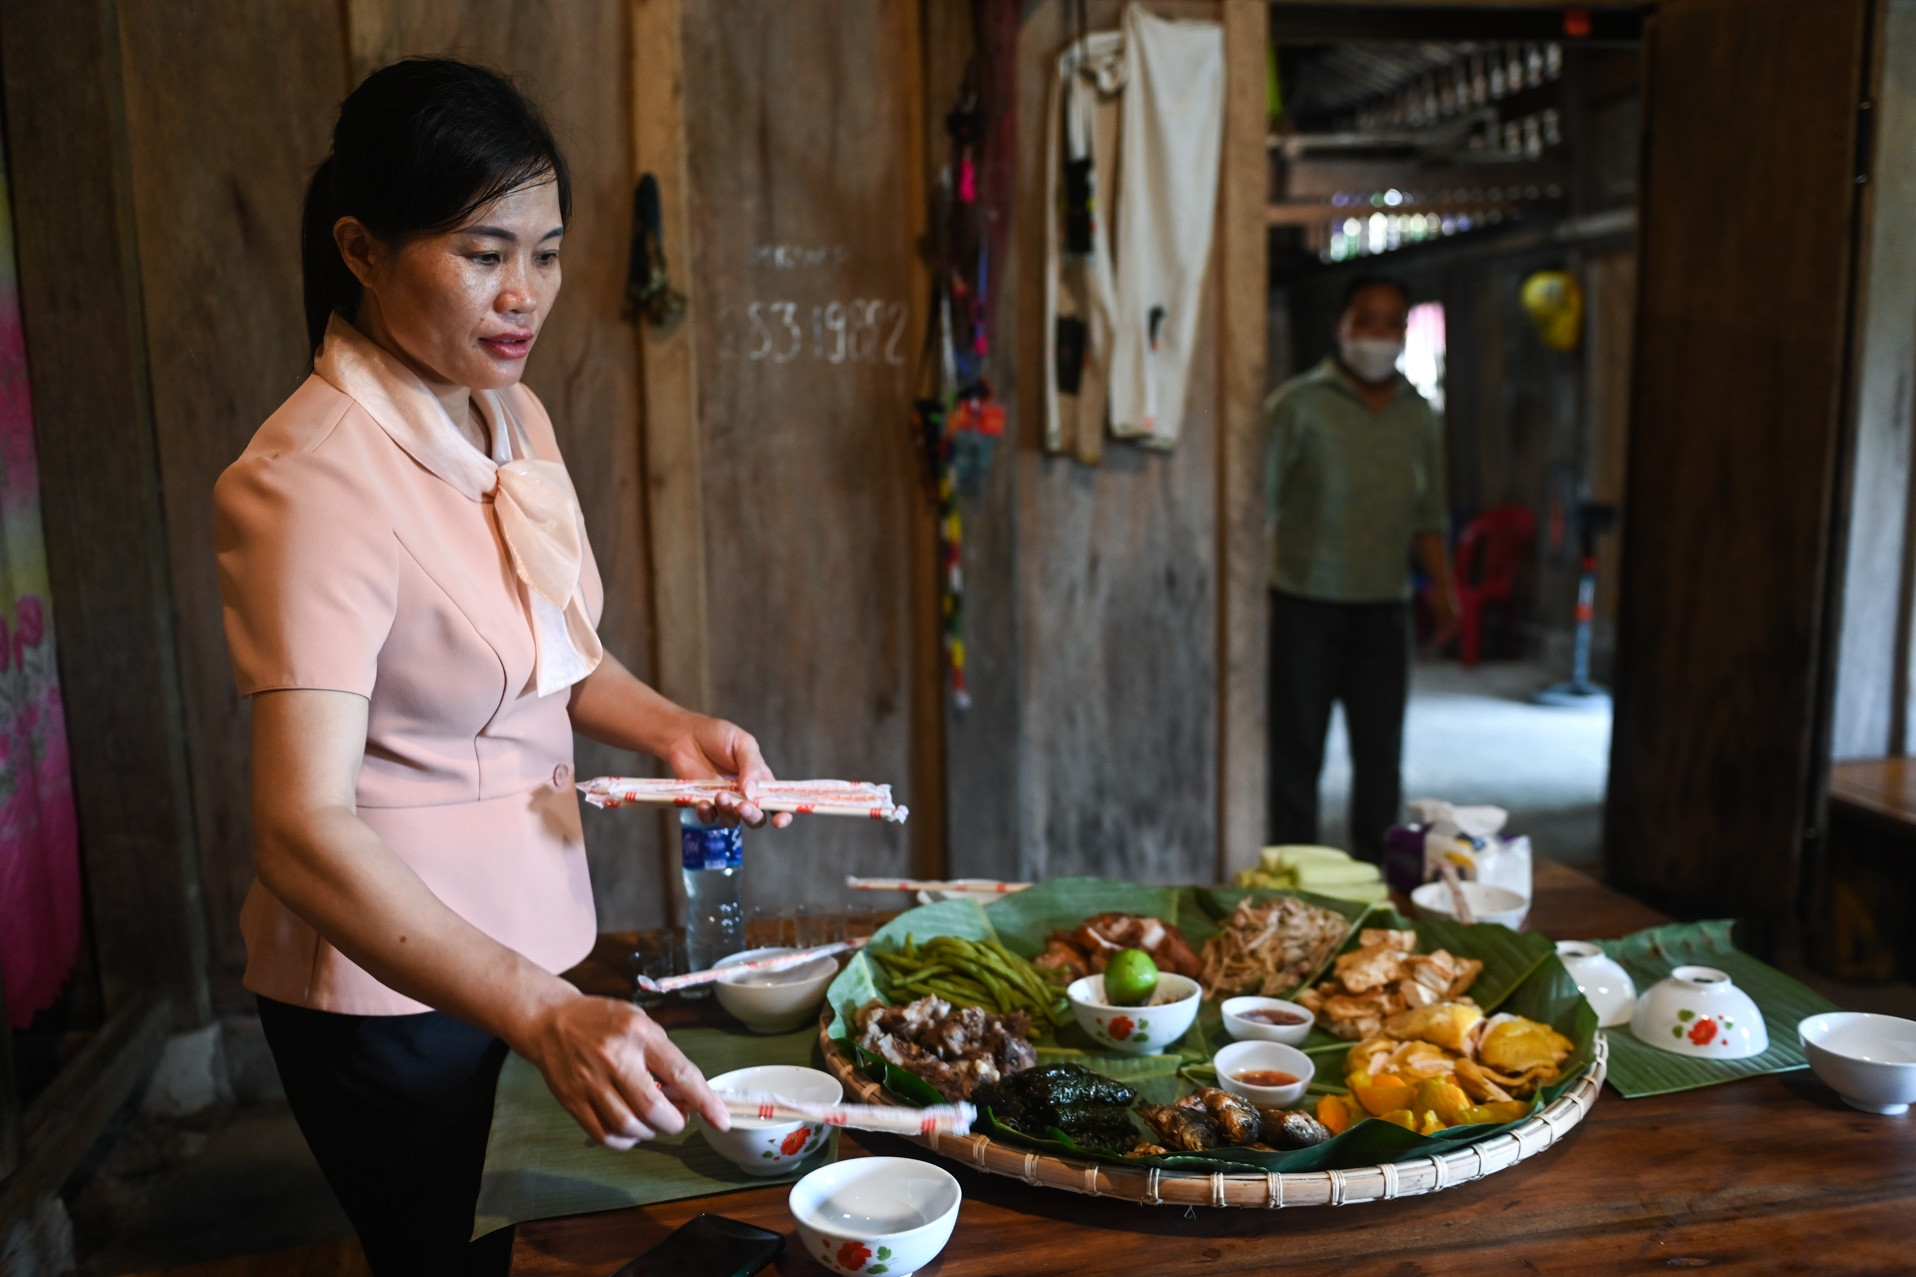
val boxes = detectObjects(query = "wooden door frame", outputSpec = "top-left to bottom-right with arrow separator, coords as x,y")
1606,0 -> 1876,945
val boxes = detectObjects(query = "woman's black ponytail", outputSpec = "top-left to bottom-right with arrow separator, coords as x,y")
300,58 -> 571,355
300,156 -> 355,353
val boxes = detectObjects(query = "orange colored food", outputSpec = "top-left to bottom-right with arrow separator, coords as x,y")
1315,1093 -> 1353,1136
1349,1070 -> 1416,1117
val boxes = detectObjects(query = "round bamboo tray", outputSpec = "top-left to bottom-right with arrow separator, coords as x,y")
818,1016 -> 1606,1208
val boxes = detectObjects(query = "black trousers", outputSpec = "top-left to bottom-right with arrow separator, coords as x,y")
258,996 -> 515,1276
1267,591 -> 1411,864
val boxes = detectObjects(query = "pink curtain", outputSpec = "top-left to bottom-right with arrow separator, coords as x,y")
0,134 -> 80,1029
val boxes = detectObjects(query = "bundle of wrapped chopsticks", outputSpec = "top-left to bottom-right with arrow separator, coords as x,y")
717,1090 -> 975,1137
845,876 -> 1030,894
578,777 -> 908,823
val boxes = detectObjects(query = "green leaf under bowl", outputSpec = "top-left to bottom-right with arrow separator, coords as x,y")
1593,919 -> 1839,1097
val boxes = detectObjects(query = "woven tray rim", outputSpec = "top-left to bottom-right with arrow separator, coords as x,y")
816,1010 -> 1606,1208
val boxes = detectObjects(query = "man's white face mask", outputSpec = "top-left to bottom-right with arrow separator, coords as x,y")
1338,335 -> 1404,384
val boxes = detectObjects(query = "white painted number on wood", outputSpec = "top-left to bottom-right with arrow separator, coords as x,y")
739,299 -> 908,367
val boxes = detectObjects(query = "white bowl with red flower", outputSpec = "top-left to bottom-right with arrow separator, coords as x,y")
699,1065 -> 839,1176
1065,972 -> 1202,1056
790,1155 -> 960,1276
1629,965 -> 1770,1059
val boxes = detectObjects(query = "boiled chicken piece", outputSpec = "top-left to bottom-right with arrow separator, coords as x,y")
1384,1001 -> 1484,1054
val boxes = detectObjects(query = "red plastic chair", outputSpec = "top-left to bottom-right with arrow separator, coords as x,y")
1452,506 -> 1537,667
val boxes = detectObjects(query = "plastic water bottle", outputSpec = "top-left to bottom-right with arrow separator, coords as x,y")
679,811 -> 744,998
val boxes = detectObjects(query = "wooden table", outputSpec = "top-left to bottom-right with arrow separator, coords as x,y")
515,862 -> 1916,1275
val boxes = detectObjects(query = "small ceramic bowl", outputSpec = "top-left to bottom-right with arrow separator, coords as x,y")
1410,880 -> 1530,931
713,946 -> 839,1034
1798,1011 -> 1916,1115
790,1155 -> 961,1277
700,1065 -> 841,1176
1066,972 -> 1202,1055
1630,965 -> 1769,1059
1213,1039 -> 1314,1108
1220,996 -> 1315,1046
1554,940 -> 1637,1028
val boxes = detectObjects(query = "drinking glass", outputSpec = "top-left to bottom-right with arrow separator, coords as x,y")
796,902 -> 840,949
629,931 -> 678,1007
748,903 -> 796,950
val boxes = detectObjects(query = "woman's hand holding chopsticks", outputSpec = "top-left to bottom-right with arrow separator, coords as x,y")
515,988 -> 732,1150
562,652 -> 795,828
656,713 -> 795,829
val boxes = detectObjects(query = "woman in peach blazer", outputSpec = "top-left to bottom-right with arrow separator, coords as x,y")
215,60 -> 786,1275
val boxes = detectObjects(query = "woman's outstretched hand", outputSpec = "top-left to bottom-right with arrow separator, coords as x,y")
520,990 -> 729,1149
661,714 -> 794,829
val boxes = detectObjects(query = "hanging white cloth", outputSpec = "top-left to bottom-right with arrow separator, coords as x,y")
1108,4 -> 1224,448
1042,4 -> 1224,458
315,316 -> 603,697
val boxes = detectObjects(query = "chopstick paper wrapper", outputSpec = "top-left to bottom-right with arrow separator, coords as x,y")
846,876 -> 1031,894
579,777 -> 908,824
719,1090 -> 976,1138
634,938 -> 868,995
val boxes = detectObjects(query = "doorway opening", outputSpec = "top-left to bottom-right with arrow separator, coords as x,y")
1267,9 -> 1644,874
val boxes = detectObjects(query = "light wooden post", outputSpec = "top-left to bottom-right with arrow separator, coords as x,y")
632,0 -> 710,918
632,0 -> 713,721
1217,0 -> 1271,881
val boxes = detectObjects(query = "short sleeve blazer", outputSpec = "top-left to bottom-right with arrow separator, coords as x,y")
213,319 -> 602,1013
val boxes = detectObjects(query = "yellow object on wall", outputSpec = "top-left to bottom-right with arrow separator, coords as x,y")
1521,269 -> 1584,352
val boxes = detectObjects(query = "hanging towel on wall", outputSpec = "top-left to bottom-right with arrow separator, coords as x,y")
1043,4 -> 1224,459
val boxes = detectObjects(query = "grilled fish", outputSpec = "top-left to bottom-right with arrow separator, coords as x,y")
1137,1101 -> 1220,1151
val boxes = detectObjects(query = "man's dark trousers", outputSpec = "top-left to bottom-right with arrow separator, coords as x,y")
1267,590 -> 1410,864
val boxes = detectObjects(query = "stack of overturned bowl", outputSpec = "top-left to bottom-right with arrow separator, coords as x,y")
1554,940 -> 1637,1028
1798,1011 -> 1916,1115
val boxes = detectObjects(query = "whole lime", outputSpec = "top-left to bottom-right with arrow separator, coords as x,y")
1102,948 -> 1160,1007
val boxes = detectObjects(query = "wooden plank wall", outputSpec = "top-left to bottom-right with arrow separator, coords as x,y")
0,0 -> 212,1023
1003,0 -> 1228,885
677,0 -> 936,910
1606,0 -> 1871,946
113,0 -> 347,1010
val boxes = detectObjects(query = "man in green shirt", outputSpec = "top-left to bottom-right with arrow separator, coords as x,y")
1265,275 -> 1458,863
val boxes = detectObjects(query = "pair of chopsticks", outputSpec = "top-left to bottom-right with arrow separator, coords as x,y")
579,776 -> 909,824
717,1090 -> 976,1137
634,937 -> 868,995
845,876 -> 1031,894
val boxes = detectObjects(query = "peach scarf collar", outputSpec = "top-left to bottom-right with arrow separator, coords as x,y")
314,316 -> 603,697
